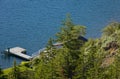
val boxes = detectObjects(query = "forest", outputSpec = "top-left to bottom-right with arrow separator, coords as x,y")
1,15 -> 120,79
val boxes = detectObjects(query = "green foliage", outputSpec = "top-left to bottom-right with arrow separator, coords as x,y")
21,62 -> 30,67
7,60 -> 22,79
102,22 -> 120,36
2,16 -> 120,79
56,14 -> 86,42
0,66 -> 5,79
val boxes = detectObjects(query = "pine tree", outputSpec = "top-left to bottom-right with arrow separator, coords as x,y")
0,66 -> 4,79
35,38 -> 59,79
55,14 -> 86,79
0,66 -> 3,77
56,14 -> 86,43
8,60 -> 21,79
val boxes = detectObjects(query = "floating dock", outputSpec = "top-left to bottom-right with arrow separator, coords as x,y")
6,47 -> 32,60
5,42 -> 63,60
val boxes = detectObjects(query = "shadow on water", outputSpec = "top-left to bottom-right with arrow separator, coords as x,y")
1,51 -> 11,59
1,50 -> 28,60
0,51 -> 25,69
0,51 -> 11,69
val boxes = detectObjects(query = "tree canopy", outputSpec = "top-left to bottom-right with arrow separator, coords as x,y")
2,17 -> 120,79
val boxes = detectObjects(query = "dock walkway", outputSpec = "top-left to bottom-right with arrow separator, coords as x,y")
6,47 -> 32,60
5,42 -> 63,60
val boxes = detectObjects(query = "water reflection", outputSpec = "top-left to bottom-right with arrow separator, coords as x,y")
0,51 -> 24,69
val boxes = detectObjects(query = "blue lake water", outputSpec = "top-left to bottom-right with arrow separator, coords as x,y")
0,0 -> 120,68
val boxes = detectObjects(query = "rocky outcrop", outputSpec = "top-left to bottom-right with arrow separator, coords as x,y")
101,41 -> 119,68
103,41 -> 119,51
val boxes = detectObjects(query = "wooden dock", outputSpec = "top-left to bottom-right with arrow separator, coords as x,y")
6,47 -> 32,60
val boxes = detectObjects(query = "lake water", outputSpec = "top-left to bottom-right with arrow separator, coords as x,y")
0,0 -> 120,69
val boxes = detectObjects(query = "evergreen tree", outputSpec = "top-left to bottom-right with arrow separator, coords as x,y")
56,14 -> 86,43
0,66 -> 5,79
55,14 -> 86,79
35,38 -> 59,79
8,60 -> 21,79
0,66 -> 3,77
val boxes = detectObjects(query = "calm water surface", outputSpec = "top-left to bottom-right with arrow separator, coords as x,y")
0,0 -> 120,68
